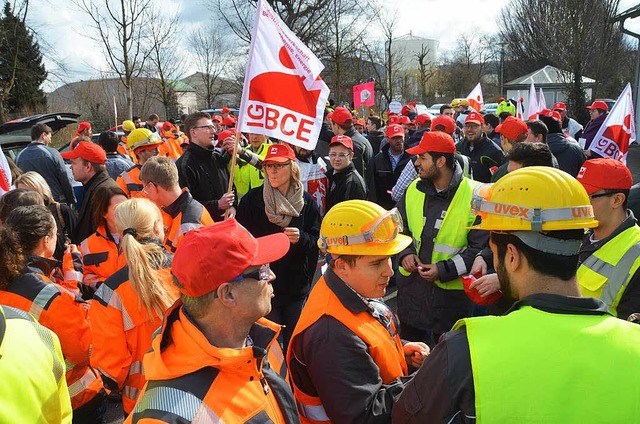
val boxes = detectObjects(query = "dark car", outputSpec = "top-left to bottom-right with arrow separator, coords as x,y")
0,113 -> 80,160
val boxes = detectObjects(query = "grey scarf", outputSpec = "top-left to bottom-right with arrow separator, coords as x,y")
263,180 -> 305,227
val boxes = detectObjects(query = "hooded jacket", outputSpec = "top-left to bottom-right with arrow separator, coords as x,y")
582,112 -> 608,150
127,303 -> 299,423
546,132 -> 586,177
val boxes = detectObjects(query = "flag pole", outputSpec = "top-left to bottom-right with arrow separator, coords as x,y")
224,131 -> 241,220
113,96 -> 118,128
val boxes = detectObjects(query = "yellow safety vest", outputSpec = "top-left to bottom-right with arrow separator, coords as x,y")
232,142 -> 271,198
577,224 -> 640,317
400,177 -> 479,289
455,305 -> 640,423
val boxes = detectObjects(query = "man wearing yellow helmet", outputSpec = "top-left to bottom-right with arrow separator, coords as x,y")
287,200 -> 430,423
119,120 -> 138,163
394,167 -> 640,423
115,128 -> 164,198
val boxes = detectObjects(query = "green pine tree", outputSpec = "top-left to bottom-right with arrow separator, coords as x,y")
0,1 -> 47,121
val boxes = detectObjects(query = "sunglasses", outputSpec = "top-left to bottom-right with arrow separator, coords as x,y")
233,264 -> 272,282
589,191 -> 618,200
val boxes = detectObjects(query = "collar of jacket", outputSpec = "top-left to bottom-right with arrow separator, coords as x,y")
583,210 -> 638,252
84,170 -> 111,190
144,301 -> 282,380
507,293 -> 610,316
324,266 -> 369,314
187,141 -> 216,159
25,255 -> 59,276
416,160 -> 464,197
163,188 -> 192,218
327,161 -> 356,179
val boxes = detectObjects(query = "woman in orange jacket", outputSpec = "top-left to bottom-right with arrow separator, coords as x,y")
0,204 -> 106,423
89,198 -> 179,417
78,184 -> 128,297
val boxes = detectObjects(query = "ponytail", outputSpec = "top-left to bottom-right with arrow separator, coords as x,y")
0,228 -> 25,289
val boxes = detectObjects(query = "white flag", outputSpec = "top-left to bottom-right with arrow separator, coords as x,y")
466,83 -> 483,112
237,0 -> 330,150
527,82 -> 538,119
516,91 -> 525,120
0,147 -> 12,196
589,83 -> 636,163
538,88 -> 547,110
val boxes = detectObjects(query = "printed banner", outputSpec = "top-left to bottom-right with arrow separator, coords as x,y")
353,81 -> 375,108
589,83 -> 636,163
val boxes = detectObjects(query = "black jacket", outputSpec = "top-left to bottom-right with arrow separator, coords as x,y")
71,170 -> 115,244
455,135 -> 505,183
176,142 -> 234,221
236,186 -> 321,307
48,202 -> 78,260
366,130 -> 384,155
366,144 -> 412,210
325,162 -> 367,212
546,132 -> 586,177
407,127 -> 428,147
344,128 -> 373,180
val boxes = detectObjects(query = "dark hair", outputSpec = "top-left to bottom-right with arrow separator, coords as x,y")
538,115 -> 562,134
31,123 -> 52,141
440,104 -> 453,114
484,113 -> 499,129
498,112 -> 513,121
133,115 -> 141,122
0,205 -> 56,288
148,113 -> 159,121
92,184 -> 127,230
491,230 -> 584,281
184,111 -> 212,138
428,152 -> 455,170
337,121 -> 353,131
367,116 -> 382,129
507,142 -> 554,168
329,254 -> 363,269
97,131 -> 119,153
0,188 -> 44,222
526,120 -> 548,143
595,109 -> 608,115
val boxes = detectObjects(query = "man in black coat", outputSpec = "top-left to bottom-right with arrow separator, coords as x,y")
328,107 -> 373,180
325,135 -> 366,212
539,112 -> 586,177
455,111 -> 505,183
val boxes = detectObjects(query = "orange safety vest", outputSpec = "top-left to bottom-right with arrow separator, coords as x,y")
119,136 -> 138,164
0,264 -> 104,411
160,130 -> 185,160
162,189 -> 214,253
116,165 -> 148,199
79,225 -> 126,291
287,276 -> 408,423
90,264 -> 177,414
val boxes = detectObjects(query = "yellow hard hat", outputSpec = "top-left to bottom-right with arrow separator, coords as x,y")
122,120 -> 135,132
126,128 -> 163,151
471,166 -> 598,232
318,200 -> 412,256
451,99 -> 461,107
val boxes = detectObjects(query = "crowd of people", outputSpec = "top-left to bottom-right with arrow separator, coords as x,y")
1,100 -> 640,423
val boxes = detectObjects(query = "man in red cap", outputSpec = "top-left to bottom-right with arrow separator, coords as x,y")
576,158 -> 640,319
220,106 -> 231,118
538,109 -> 586,177
553,101 -> 583,140
408,113 -> 432,146
61,141 -> 117,243
328,106 -> 373,180
71,121 -> 92,146
456,111 -> 505,183
367,124 -> 412,209
127,219 -> 300,423
325,135 -> 366,212
582,100 -> 610,155
396,131 -> 487,346
490,116 -> 529,182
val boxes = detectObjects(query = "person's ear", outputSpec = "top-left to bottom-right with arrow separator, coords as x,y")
611,193 -> 626,209
216,282 -> 237,306
505,243 -> 522,272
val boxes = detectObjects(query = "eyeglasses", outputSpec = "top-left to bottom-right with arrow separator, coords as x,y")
141,181 -> 156,194
233,264 -> 272,282
194,125 -> 216,131
367,299 -> 399,338
263,162 -> 290,171
328,152 -> 350,159
589,191 -> 617,200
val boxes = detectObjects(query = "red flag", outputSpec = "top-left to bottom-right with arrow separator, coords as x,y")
589,83 -> 636,163
353,81 -> 375,108
0,147 -> 11,195
466,83 -> 484,112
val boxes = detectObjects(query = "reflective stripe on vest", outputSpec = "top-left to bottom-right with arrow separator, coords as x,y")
456,306 -> 640,422
94,284 -> 135,331
577,226 -> 640,316
296,400 -> 330,421
68,368 -> 99,398
133,386 -> 220,422
400,177 -> 478,289
29,284 -> 60,320
123,385 -> 141,403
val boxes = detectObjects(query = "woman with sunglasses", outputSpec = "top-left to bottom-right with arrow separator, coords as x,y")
236,143 -> 321,351
89,198 -> 178,417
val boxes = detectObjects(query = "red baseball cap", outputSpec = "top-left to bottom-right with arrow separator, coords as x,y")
217,130 -> 234,142
263,143 -> 296,163
431,115 -> 456,135
586,100 -> 609,111
329,135 -> 353,150
577,158 -> 633,195
398,116 -> 411,125
61,141 -> 106,164
388,115 -> 400,125
355,119 -> 366,126
221,107 -> 231,114
223,116 -> 236,127
212,115 -> 223,123
77,121 -> 91,132
327,107 -> 353,125
406,131 -> 456,155
495,116 -> 528,142
414,114 -> 432,126
539,109 -> 562,121
162,122 -> 174,132
385,124 -> 404,139
553,102 -> 567,111
465,111 -> 484,125
172,219 -> 290,297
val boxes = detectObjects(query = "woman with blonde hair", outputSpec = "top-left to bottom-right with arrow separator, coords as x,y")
14,171 -> 77,260
89,198 -> 178,416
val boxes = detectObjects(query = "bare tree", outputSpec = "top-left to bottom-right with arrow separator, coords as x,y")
187,26 -> 235,109
77,0 -> 155,119
416,44 -> 435,104
438,32 -> 493,98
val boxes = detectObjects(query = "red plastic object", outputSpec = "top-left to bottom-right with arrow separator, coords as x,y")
461,273 -> 503,306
